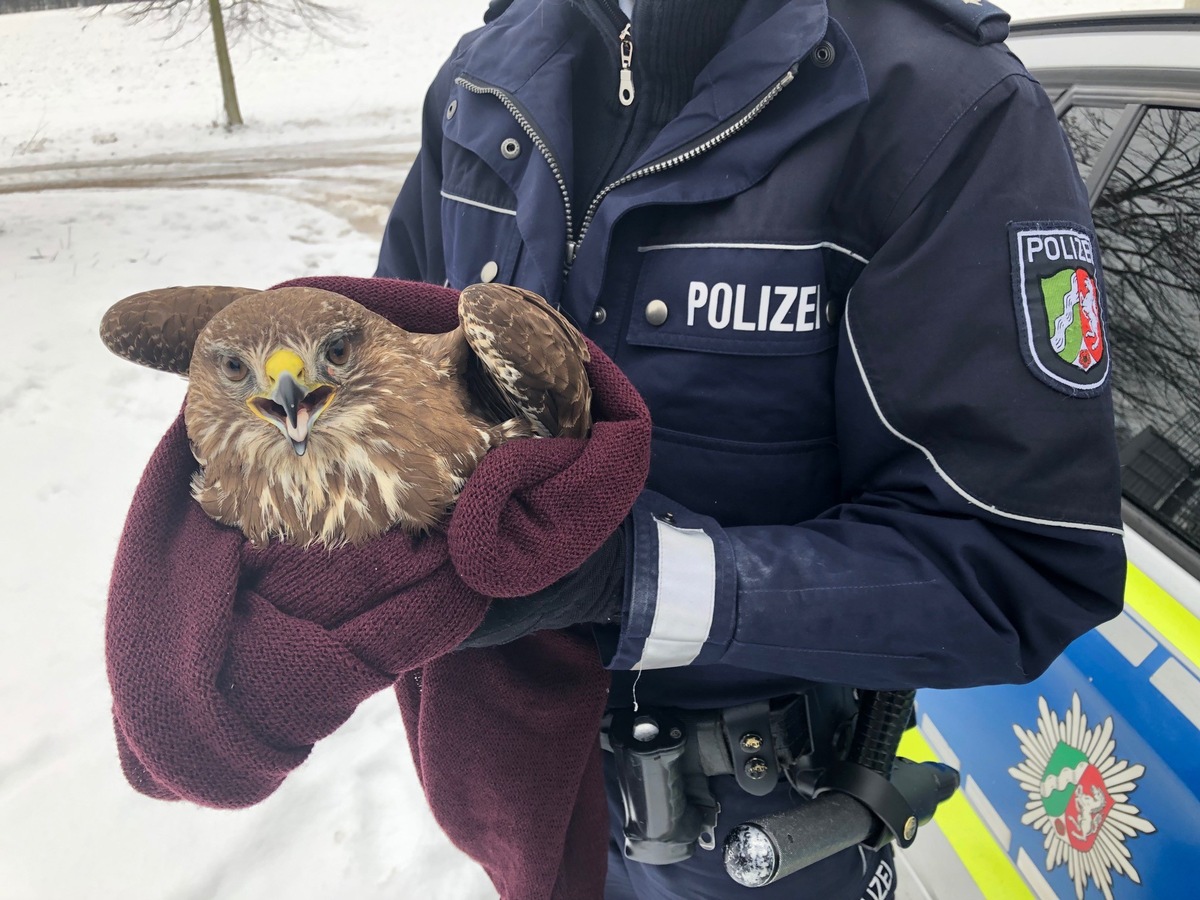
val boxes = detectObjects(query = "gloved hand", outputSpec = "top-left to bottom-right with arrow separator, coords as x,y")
459,526 -> 627,648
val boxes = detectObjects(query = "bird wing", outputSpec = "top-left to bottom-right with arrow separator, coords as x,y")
100,285 -> 259,375
458,283 -> 592,438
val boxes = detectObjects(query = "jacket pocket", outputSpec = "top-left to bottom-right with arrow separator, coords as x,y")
617,243 -> 852,525
648,426 -> 841,527
619,242 -> 848,447
439,188 -> 523,290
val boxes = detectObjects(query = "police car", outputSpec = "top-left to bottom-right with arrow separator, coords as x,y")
901,10 -> 1200,899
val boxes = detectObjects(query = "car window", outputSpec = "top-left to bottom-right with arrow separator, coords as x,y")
1060,104 -> 1126,180
1092,106 -> 1200,554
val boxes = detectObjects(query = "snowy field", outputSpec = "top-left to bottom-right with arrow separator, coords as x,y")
0,1 -> 1184,899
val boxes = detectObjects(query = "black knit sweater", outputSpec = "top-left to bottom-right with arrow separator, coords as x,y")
568,0 -> 745,214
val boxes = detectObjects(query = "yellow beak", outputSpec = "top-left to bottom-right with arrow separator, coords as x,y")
264,348 -> 305,385
247,348 -> 334,456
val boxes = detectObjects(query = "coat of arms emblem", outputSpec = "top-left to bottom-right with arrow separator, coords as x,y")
1009,694 -> 1155,900
1045,267 -> 1104,373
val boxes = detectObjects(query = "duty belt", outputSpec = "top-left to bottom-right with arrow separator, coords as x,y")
599,693 -> 851,865
603,697 -> 813,791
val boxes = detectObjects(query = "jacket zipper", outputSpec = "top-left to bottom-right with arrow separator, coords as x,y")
567,67 -> 797,267
618,24 -> 635,107
454,76 -> 575,266
457,64 -> 796,277
591,0 -> 634,106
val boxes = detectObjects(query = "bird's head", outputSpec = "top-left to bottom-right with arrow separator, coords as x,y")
189,292 -> 362,459
182,288 -> 431,469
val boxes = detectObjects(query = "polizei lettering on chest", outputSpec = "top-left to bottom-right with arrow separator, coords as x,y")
687,281 -> 822,333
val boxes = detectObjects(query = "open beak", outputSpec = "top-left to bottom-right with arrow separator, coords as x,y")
247,349 -> 335,456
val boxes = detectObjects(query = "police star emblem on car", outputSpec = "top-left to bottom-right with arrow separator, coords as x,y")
1008,694 -> 1155,900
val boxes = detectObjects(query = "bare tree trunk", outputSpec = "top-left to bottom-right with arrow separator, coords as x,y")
111,0 -> 355,125
208,0 -> 243,127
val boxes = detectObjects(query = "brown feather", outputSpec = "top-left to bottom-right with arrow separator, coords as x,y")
99,285 -> 258,374
458,283 -> 593,438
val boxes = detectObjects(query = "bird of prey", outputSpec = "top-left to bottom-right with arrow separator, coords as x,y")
100,283 -> 592,547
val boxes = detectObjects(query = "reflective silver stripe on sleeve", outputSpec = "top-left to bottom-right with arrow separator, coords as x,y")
635,520 -> 717,670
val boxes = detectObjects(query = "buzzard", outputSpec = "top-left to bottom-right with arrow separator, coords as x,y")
100,283 -> 592,547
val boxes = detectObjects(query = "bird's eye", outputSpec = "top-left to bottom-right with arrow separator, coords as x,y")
326,338 -> 349,366
222,356 -> 248,382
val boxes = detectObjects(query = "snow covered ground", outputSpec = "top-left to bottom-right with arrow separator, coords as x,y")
0,1 -> 1184,898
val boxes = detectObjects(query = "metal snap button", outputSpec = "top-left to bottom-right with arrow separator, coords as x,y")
591,306 -> 607,325
811,40 -> 835,68
645,299 -> 669,326
480,260 -> 499,283
826,301 -> 841,325
500,137 -> 521,159
744,758 -> 770,780
739,733 -> 764,753
446,99 -> 458,120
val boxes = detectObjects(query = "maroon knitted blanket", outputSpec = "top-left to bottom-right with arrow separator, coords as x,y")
106,276 -> 651,899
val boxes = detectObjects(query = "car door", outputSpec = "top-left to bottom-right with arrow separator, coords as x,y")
899,43 -> 1200,900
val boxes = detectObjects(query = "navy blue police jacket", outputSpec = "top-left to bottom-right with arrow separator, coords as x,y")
376,0 -> 1127,712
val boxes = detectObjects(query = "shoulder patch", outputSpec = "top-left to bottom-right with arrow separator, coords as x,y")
909,0 -> 1010,45
1009,222 -> 1109,397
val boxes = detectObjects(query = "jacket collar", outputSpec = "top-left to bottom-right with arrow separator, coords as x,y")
455,0 -> 832,159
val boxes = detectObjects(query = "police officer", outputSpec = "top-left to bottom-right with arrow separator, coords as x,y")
376,0 -> 1126,897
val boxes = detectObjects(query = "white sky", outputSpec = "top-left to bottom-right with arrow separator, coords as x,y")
0,1 -> 1185,898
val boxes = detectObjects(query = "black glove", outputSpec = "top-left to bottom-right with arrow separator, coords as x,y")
459,526 -> 626,649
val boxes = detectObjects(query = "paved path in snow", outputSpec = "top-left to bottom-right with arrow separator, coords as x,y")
0,137 -> 417,237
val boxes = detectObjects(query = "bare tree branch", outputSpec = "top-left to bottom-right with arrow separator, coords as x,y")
98,0 -> 359,126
